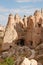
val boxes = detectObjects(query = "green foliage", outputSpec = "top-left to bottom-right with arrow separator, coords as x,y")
5,57 -> 14,65
0,63 -> 2,65
0,57 -> 14,65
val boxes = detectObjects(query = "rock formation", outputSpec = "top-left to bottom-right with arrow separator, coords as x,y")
21,58 -> 37,65
23,10 -> 43,48
2,10 -> 43,49
0,9 -> 43,65
0,25 -> 5,49
0,25 -> 5,38
3,14 -> 24,44
3,14 -> 18,43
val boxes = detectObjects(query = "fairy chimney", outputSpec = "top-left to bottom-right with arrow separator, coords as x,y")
23,15 -> 27,28
32,11 -> 43,48
25,16 -> 34,48
14,14 -> 24,39
15,14 -> 24,25
34,10 -> 42,23
3,14 -> 18,43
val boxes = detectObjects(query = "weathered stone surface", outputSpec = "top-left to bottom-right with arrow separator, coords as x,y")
30,59 -> 37,65
21,58 -> 30,65
3,14 -> 18,43
23,16 -> 27,28
0,26 -> 5,37
21,58 -> 37,65
3,14 -> 24,43
34,43 -> 43,65
0,9 -> 43,65
2,10 -> 43,49
1,52 -> 9,58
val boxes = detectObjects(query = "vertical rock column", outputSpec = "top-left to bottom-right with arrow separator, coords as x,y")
33,11 -> 42,48
25,16 -> 34,47
3,14 -> 18,43
14,14 -> 24,39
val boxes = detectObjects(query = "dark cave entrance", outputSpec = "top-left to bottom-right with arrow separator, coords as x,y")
38,23 -> 41,27
16,39 -> 25,46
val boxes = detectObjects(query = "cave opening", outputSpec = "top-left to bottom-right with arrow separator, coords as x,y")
16,39 -> 25,46
38,23 -> 41,27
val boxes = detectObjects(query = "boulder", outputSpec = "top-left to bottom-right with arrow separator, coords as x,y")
21,58 -> 37,65
21,58 -> 30,65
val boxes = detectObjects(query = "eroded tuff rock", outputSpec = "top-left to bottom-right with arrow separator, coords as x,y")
1,45 -> 32,58
35,43 -> 43,65
21,58 -> 37,65
2,10 -> 43,49
0,9 -> 43,65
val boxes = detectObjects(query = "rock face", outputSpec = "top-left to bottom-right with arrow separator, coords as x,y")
24,10 -> 43,48
0,25 -> 5,38
3,14 -> 18,43
3,14 -> 24,43
30,59 -> 37,65
0,25 -> 5,50
2,10 -> 43,49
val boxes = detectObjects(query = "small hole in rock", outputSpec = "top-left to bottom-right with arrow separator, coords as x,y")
10,46 -> 12,48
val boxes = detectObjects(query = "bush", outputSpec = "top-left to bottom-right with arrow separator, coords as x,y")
0,57 -> 14,65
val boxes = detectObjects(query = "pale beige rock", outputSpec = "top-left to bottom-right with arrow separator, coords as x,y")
21,58 -> 30,65
23,16 -> 27,28
30,59 -> 37,65
34,10 -> 42,23
15,14 -> 24,25
21,58 -> 37,65
3,14 -> 18,43
0,25 -> 5,37
3,14 -> 24,43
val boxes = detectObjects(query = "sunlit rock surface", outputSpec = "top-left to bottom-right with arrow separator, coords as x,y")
21,58 -> 37,65
0,9 -> 43,65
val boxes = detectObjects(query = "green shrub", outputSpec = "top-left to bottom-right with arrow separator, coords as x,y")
0,57 -> 14,65
5,57 -> 14,65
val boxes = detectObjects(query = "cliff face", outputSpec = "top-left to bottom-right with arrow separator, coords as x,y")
2,10 -> 43,49
25,10 -> 43,48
